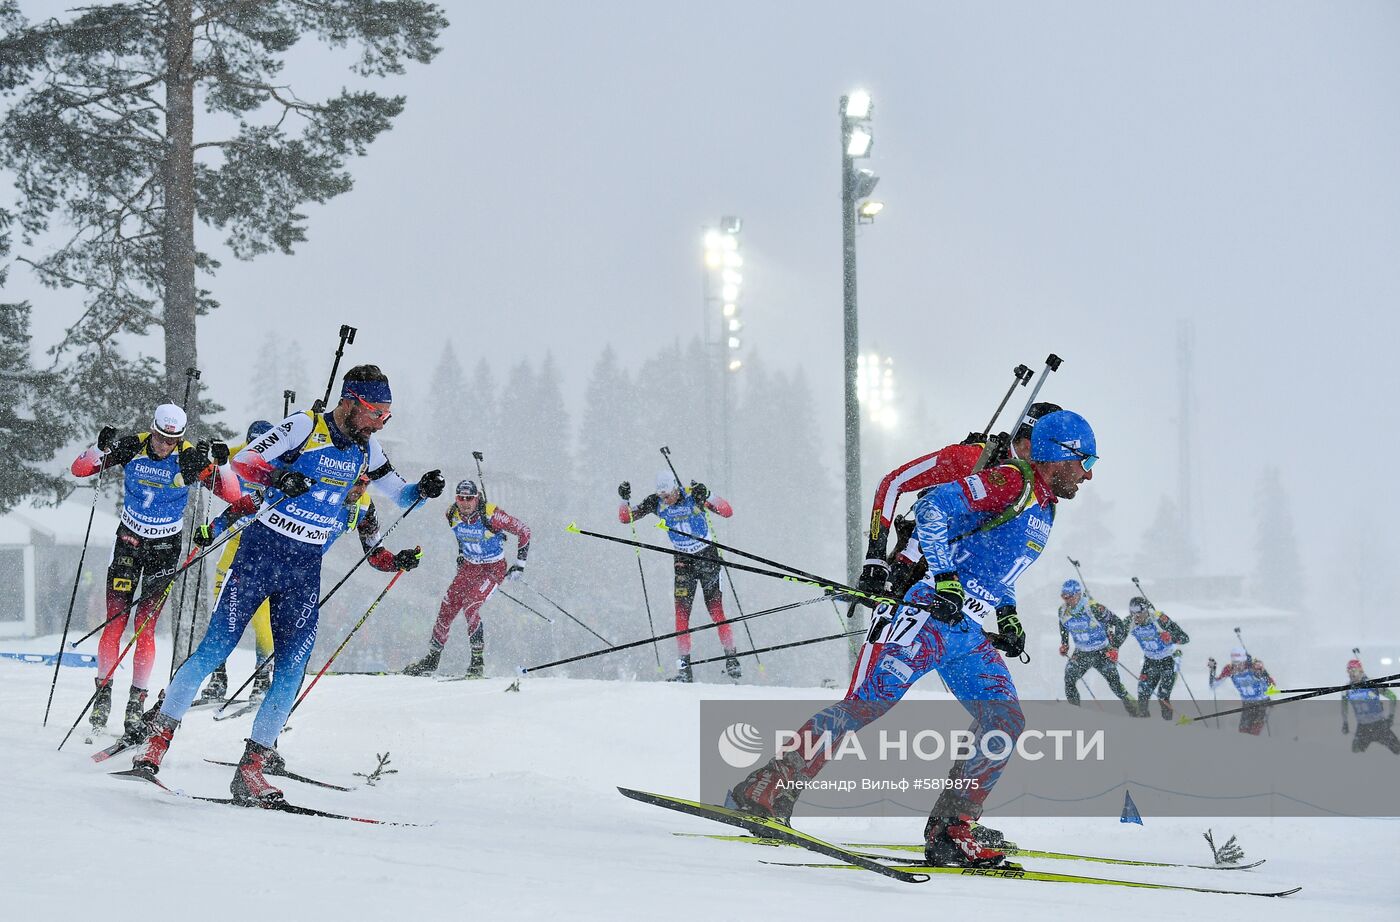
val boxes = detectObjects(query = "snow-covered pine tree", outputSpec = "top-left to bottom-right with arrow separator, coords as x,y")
0,0 -> 447,435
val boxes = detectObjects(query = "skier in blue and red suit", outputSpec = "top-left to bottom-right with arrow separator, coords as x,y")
132,364 -> 445,804
730,410 -> 1099,868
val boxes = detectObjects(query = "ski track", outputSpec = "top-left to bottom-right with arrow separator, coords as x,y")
4,642 -> 1397,921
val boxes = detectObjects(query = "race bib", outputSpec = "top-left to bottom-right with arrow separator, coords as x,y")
867,595 -> 998,647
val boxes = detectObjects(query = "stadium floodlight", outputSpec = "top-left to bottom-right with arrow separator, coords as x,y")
844,90 -> 872,121
857,200 -> 884,223
846,127 -> 872,158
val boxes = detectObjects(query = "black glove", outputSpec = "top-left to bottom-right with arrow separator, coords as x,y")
506,563 -> 525,582
456,553 -> 466,567
192,523 -> 215,548
417,469 -> 445,499
393,547 -> 422,571
270,468 -> 313,498
907,572 -> 965,624
618,481 -> 631,501
690,481 -> 709,504
989,605 -> 1026,658
210,440 -> 230,465
853,560 -> 889,608
178,441 -> 211,481
98,426 -> 118,452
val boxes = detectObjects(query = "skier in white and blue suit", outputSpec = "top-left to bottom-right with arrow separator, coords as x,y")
133,365 -> 445,804
730,410 -> 1099,868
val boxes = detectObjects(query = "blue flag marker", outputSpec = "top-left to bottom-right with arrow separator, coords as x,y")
1121,789 -> 1143,825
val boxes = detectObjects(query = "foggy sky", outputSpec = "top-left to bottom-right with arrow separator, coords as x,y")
13,1 -> 1400,619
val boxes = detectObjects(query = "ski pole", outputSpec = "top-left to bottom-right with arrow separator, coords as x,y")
313,324 -> 357,413
687,628 -> 866,667
622,491 -> 661,669
69,500 -> 279,647
518,579 -> 612,646
970,364 -> 1034,472
662,523 -> 863,602
283,389 -> 295,417
1172,650 -> 1208,723
521,596 -> 830,675
498,589 -> 555,624
169,484 -> 210,678
472,450 -> 488,504
290,568 -> 407,716
568,522 -> 903,608
1179,672 -> 1400,724
215,654 -> 273,717
57,547 -> 195,750
223,497 -> 427,705
43,471 -> 104,726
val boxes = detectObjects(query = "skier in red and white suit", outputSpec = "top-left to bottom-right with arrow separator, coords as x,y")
404,479 -> 530,678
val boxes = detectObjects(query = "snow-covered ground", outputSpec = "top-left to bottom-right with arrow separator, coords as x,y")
4,636 -> 1397,921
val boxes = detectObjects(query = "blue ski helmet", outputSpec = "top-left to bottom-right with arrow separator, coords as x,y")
246,419 -> 274,442
1030,410 -> 1097,465
1061,579 -> 1083,596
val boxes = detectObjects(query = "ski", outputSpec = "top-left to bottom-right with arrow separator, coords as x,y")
212,699 -> 260,721
109,769 -> 421,826
90,729 -> 149,763
617,787 -> 929,883
674,832 -> 1266,870
189,697 -> 247,712
204,759 -> 354,792
761,859 -> 1300,897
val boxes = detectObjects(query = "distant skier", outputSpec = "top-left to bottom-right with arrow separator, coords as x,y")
729,410 -> 1099,868
619,472 -> 736,683
1341,658 -> 1399,754
70,403 -> 241,736
1057,580 -> 1135,714
1124,596 -> 1189,719
1208,647 -> 1276,735
132,365 -> 444,805
404,479 -> 530,678
195,467 -> 420,700
855,403 -> 1062,602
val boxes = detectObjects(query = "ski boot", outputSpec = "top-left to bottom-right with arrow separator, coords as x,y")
666,655 -> 693,684
123,687 -> 148,736
230,738 -> 285,806
90,678 -> 113,731
726,750 -> 808,825
466,643 -> 485,679
723,648 -> 742,680
1159,699 -> 1174,721
403,647 -> 441,677
251,665 -> 272,700
924,815 -> 1008,868
132,713 -> 180,777
193,664 -> 228,706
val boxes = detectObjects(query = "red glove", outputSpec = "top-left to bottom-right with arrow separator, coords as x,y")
1058,643 -> 1069,657
1107,648 -> 1119,663
1159,632 -> 1172,644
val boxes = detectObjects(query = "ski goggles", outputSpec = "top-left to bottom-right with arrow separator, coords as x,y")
351,392 -> 393,423
1052,440 -> 1097,472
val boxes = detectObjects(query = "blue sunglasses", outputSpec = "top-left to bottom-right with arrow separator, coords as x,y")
1052,440 -> 1098,472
